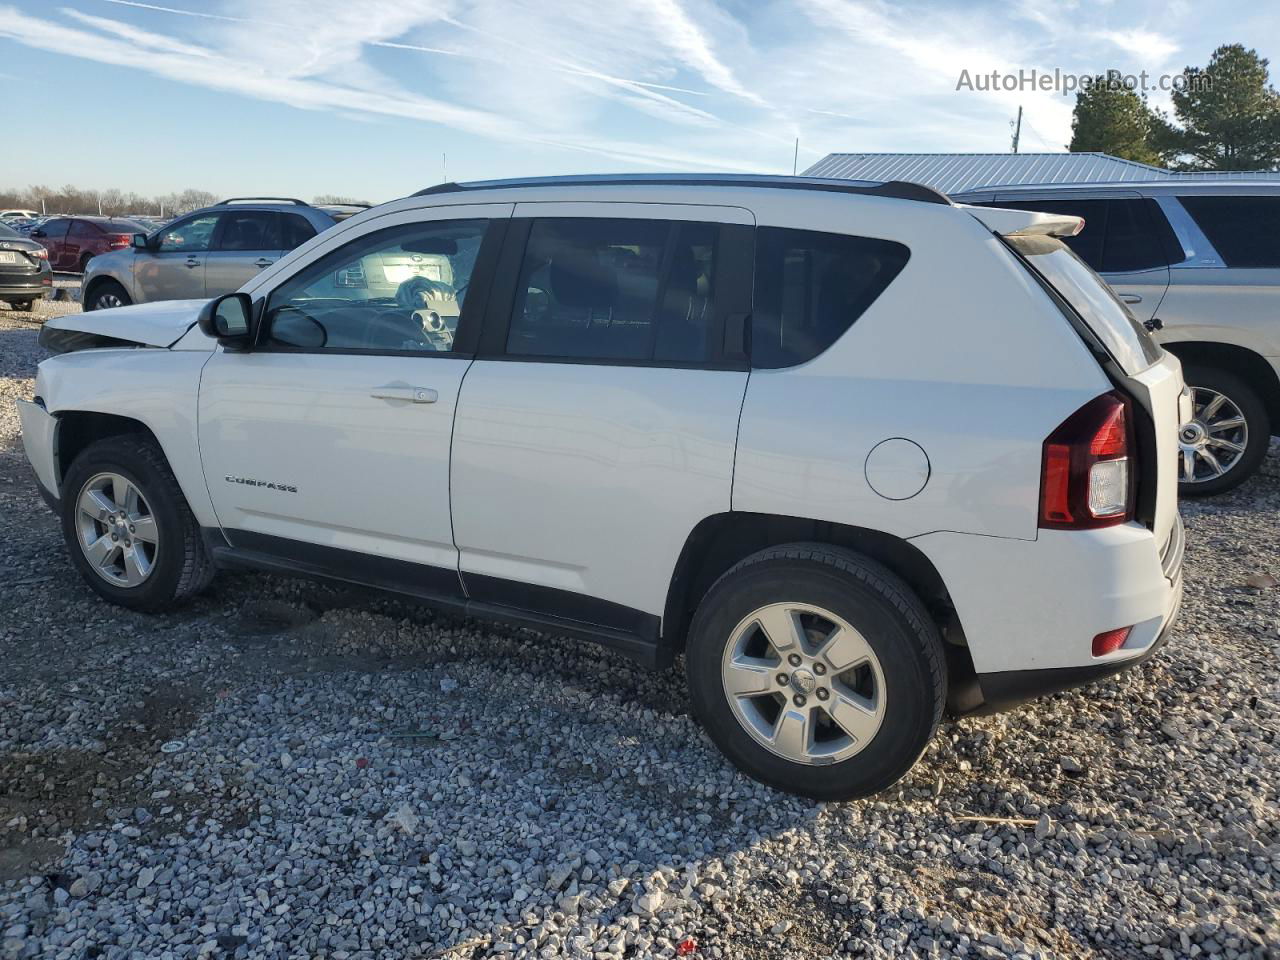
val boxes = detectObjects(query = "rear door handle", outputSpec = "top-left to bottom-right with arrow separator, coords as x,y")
184,258 -> 200,268
254,258 -> 274,268
371,385 -> 438,404
1120,293 -> 1142,304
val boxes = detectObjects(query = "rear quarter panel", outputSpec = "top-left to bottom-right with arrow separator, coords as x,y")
733,194 -> 1114,542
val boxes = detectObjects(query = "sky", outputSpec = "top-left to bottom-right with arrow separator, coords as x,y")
0,0 -> 1276,202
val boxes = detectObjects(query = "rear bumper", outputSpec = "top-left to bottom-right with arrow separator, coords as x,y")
914,515 -> 1184,714
0,272 -> 50,298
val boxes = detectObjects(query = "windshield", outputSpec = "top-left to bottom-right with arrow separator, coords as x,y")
1006,234 -> 1162,373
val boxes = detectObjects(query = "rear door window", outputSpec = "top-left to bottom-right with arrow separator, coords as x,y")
750,227 -> 909,369
987,198 -> 1174,273
215,211 -> 281,252
505,217 -> 722,364
1178,195 -> 1280,268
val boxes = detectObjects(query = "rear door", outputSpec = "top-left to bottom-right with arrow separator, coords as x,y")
992,193 -> 1171,324
449,202 -> 755,631
64,219 -> 102,271
205,210 -> 281,296
137,212 -> 219,301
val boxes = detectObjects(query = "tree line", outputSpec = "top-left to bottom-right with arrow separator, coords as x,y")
0,187 -> 371,219
1069,44 -> 1280,170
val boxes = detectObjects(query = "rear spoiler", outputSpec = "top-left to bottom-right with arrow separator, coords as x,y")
958,203 -> 1086,239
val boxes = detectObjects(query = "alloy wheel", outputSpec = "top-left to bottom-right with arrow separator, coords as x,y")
75,472 -> 159,587
720,602 -> 886,765
1179,387 -> 1248,484
94,292 -> 124,310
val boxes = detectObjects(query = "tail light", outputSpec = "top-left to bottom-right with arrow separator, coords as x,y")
1039,392 -> 1133,530
31,247 -> 48,259
107,234 -> 131,249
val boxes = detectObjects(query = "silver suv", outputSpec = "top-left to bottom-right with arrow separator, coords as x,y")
954,181 -> 1280,495
81,198 -> 365,313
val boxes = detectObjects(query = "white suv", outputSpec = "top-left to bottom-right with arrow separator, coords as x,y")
16,175 -> 1185,799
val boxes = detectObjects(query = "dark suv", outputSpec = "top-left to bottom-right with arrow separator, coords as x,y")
81,198 -> 365,312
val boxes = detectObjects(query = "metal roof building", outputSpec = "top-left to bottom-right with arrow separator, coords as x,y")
802,152 -> 1280,194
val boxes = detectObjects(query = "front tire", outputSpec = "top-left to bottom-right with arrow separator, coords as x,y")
85,280 -> 131,312
1178,366 -> 1269,497
60,436 -> 215,611
7,299 -> 34,312
686,544 -> 946,800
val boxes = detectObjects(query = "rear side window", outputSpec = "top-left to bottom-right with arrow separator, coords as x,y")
69,220 -> 101,239
506,217 -> 721,364
281,214 -> 317,249
750,227 -> 909,369
1178,195 -> 1280,268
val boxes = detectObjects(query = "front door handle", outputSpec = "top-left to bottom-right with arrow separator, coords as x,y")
371,385 -> 438,404
254,258 -> 273,268
184,258 -> 200,268
1120,293 -> 1142,304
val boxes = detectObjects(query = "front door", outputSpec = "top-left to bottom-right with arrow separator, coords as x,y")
450,202 -> 754,628
136,212 -> 219,302
198,204 -> 511,595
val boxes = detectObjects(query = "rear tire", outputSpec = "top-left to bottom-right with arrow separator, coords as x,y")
7,299 -> 34,312
85,280 -> 131,312
1178,366 -> 1269,497
685,544 -> 946,800
78,252 -> 93,274
60,436 -> 215,611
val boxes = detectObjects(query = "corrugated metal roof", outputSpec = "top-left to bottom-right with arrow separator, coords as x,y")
803,152 -> 1280,194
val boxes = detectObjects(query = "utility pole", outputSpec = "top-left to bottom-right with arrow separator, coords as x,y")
792,137 -> 799,176
1011,105 -> 1023,154
442,153 -> 447,183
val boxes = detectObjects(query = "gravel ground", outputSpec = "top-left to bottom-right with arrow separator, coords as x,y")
0,301 -> 1277,960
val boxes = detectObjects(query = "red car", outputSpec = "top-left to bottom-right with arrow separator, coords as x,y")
30,216 -> 146,273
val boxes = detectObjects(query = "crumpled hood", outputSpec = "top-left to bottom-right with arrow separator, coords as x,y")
40,298 -> 208,353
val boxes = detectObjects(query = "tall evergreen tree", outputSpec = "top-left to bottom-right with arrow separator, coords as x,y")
1069,78 -> 1165,166
1170,44 -> 1280,170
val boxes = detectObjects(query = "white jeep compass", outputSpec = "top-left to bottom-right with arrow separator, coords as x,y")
16,174 -> 1186,800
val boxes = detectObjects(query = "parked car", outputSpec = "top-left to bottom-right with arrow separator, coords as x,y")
954,181 -> 1280,496
0,220 -> 52,310
17,174 -> 1185,799
29,216 -> 146,274
0,208 -> 39,221
81,198 -> 344,312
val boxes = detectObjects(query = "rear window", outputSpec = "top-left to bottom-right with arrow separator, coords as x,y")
106,218 -> 144,232
1178,195 -> 1280,268
751,227 -> 909,369
0,223 -> 17,239
1006,234 -> 1162,373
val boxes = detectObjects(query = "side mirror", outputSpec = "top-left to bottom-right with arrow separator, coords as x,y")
132,233 -> 150,251
197,292 -> 253,347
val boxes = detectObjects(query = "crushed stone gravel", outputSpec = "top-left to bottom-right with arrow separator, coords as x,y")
0,303 -> 1277,959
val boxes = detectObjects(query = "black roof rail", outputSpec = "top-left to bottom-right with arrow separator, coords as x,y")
411,174 -> 951,205
216,196 -> 308,206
